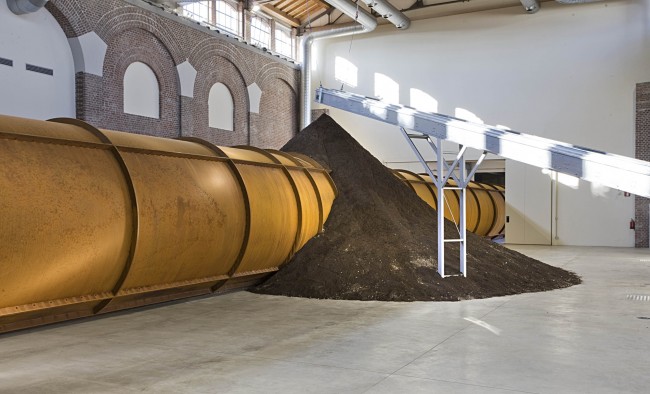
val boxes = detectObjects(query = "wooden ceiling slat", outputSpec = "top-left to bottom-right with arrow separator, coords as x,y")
294,3 -> 325,19
261,4 -> 301,27
286,0 -> 315,15
311,0 -> 330,10
272,0 -> 294,10
266,0 -> 332,27
282,0 -> 308,15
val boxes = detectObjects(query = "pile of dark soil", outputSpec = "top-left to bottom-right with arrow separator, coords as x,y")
252,115 -> 580,301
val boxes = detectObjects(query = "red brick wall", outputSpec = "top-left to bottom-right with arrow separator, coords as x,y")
255,80 -> 297,149
46,0 -> 300,147
101,28 -> 181,137
635,82 -> 650,248
189,48 -> 250,146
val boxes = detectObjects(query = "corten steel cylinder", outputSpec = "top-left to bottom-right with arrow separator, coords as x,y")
0,114 -> 336,333
394,169 -> 505,237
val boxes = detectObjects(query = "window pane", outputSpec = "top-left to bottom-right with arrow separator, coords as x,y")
275,26 -> 293,59
181,1 -> 211,23
216,0 -> 240,36
250,15 -> 270,48
180,0 -> 241,37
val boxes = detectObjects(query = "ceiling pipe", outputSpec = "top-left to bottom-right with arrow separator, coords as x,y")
6,0 -> 48,14
301,0 -> 410,128
519,0 -> 540,13
300,1 -> 376,129
364,0 -> 410,29
555,0 -> 602,3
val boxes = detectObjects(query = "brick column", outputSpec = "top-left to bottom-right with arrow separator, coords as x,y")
635,82 -> 650,248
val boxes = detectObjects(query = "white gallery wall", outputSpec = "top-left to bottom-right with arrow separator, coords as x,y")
313,0 -> 650,247
0,2 -> 75,119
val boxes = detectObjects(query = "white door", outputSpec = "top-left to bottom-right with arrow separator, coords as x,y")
505,160 -> 552,245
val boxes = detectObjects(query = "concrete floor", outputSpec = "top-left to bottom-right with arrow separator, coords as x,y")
1,245 -> 650,393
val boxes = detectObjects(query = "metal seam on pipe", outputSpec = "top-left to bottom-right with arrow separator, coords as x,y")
177,137 -> 252,291
0,114 -> 336,333
394,169 -> 505,237
267,149 -> 326,233
468,186 -> 480,233
47,118 -> 141,315
474,182 -> 499,236
289,152 -> 340,199
233,145 -> 305,265
413,171 -> 439,210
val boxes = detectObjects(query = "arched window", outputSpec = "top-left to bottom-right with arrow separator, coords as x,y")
123,62 -> 159,119
250,15 -> 271,49
208,82 -> 234,131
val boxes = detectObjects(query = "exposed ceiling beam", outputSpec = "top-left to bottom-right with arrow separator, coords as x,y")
295,3 -> 323,19
289,1 -> 320,16
298,6 -> 334,28
261,4 -> 301,26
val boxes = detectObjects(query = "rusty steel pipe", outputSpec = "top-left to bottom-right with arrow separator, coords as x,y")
394,169 -> 505,237
0,114 -> 336,333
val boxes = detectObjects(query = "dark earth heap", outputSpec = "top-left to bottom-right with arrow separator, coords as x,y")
252,115 -> 581,301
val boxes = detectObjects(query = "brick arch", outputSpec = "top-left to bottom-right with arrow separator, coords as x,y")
191,55 -> 249,146
256,63 -> 299,93
95,5 -> 185,64
45,0 -> 91,38
100,28 -> 180,137
254,77 -> 298,149
189,39 -> 255,84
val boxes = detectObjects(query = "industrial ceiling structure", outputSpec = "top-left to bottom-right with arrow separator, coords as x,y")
143,0 -> 604,32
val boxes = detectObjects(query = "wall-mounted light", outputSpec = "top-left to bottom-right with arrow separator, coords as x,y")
252,4 -> 261,12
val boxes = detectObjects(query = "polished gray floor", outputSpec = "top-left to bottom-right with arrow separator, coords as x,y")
1,245 -> 649,393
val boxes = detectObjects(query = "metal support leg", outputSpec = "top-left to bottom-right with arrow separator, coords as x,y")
459,153 -> 467,277
398,130 -> 485,278
398,127 -> 439,188
437,138 -> 445,278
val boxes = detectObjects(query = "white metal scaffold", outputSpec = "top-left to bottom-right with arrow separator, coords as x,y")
315,87 -> 650,278
398,127 -> 486,277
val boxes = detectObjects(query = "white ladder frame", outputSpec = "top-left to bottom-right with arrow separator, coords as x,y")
399,127 -> 486,278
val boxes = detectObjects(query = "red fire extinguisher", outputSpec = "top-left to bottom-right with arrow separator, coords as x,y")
630,219 -> 635,230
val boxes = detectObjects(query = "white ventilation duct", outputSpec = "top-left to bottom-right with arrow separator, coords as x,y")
364,0 -> 410,29
519,0 -> 540,13
555,0 -> 603,3
520,0 -> 603,13
301,0 -> 409,128
6,0 -> 48,14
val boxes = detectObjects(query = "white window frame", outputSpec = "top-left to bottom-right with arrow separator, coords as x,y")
180,0 -> 241,37
250,14 -> 271,49
274,23 -> 294,59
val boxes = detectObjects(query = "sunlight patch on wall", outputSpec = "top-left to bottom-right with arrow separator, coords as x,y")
455,107 -> 484,124
374,73 -> 399,104
557,172 -> 580,189
590,181 -> 611,198
409,88 -> 437,112
334,56 -> 357,88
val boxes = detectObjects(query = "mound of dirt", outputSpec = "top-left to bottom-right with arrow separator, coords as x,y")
252,115 -> 580,301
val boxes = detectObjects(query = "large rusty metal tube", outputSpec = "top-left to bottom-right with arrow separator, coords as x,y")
394,169 -> 505,237
0,114 -> 336,333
